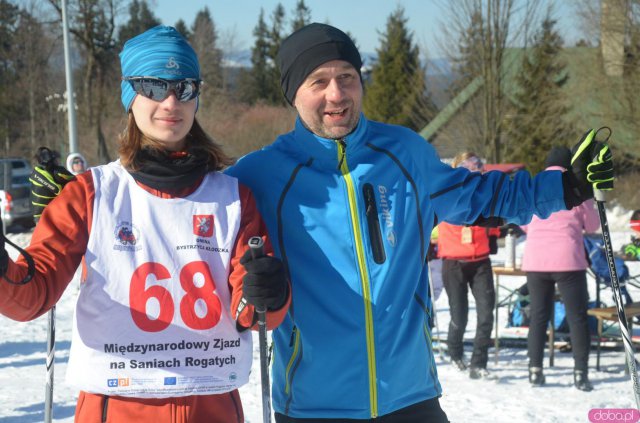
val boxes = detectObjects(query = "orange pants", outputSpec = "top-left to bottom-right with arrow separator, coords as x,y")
75,390 -> 244,423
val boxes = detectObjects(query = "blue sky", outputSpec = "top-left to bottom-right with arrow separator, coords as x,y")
153,0 -> 581,57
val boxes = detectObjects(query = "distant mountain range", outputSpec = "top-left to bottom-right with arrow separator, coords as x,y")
223,50 -> 452,76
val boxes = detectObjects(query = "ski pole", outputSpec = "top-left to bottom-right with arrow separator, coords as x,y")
248,236 -> 271,423
595,189 -> 640,409
34,147 -> 56,423
34,207 -> 55,423
44,305 -> 55,423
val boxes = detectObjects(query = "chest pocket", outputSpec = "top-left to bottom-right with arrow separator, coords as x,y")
363,183 -> 386,264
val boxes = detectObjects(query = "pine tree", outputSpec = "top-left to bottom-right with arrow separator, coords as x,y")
363,6 -> 436,130
173,19 -> 190,40
244,5 -> 287,105
117,0 -> 160,47
290,0 -> 311,32
242,8 -> 271,103
266,3 -> 286,105
449,11 -> 484,96
505,17 -> 573,173
189,7 -> 222,104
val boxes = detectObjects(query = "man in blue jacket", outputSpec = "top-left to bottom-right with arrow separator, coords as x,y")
226,22 -> 613,422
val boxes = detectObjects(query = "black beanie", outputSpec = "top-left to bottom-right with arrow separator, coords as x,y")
545,146 -> 572,169
276,23 -> 362,105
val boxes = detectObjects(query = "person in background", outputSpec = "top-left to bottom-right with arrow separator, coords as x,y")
621,209 -> 640,260
437,152 -> 500,380
521,146 -> 599,391
66,152 -> 88,175
0,25 -> 290,422
428,226 -> 444,302
225,22 -> 613,422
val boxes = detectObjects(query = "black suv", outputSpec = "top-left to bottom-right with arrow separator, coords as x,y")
0,158 -> 35,230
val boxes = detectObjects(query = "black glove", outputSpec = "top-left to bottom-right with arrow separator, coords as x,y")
563,128 -> 614,208
240,249 -> 288,310
472,216 -> 505,228
29,164 -> 74,220
427,242 -> 438,261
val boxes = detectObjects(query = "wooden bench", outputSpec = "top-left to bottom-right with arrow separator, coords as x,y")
587,302 -> 640,371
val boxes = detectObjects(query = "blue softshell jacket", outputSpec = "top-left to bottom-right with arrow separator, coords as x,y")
226,115 -> 566,419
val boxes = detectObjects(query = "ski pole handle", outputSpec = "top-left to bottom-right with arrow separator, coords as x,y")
249,236 -> 265,260
248,236 -> 266,314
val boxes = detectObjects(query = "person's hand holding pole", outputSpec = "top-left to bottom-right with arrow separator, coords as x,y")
562,128 -> 614,208
29,147 -> 74,222
241,236 -> 288,423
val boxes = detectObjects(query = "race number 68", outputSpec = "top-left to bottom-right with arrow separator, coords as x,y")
129,261 -> 222,332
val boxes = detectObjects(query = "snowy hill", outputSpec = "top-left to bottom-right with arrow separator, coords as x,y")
1,206 -> 639,422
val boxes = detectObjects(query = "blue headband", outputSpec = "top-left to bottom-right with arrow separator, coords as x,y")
119,25 -> 200,112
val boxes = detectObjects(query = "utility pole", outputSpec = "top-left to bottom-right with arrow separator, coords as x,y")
61,0 -> 78,154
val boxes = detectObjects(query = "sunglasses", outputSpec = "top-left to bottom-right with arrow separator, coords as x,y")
123,77 -> 201,102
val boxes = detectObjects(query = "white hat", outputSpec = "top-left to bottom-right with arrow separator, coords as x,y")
66,153 -> 88,175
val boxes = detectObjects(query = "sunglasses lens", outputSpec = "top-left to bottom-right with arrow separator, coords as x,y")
131,79 -> 169,101
174,80 -> 198,101
129,78 -> 199,102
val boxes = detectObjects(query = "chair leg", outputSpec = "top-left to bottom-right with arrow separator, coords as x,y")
596,318 -> 602,371
625,320 -> 634,375
494,275 -> 499,366
549,304 -> 555,368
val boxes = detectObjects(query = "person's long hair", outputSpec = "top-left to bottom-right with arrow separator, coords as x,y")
118,113 -> 234,171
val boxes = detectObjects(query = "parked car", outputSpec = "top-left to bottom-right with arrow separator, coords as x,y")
0,158 -> 35,231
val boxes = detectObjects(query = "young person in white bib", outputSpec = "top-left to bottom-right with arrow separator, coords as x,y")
0,25 -> 290,423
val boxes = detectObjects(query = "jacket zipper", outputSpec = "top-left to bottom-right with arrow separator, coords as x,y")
415,293 -> 441,394
284,326 -> 302,414
423,320 -> 440,393
285,326 -> 300,395
336,139 -> 378,418
363,183 -> 386,264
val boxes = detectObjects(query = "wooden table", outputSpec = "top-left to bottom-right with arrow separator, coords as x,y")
493,266 -> 527,365
587,302 -> 640,371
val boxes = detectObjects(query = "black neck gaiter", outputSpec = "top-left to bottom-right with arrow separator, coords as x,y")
129,147 -> 210,190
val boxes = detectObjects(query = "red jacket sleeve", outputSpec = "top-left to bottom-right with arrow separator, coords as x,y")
0,172 -> 93,321
228,184 -> 290,331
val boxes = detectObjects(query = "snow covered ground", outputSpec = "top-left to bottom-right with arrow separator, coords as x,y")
0,205 -> 639,422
